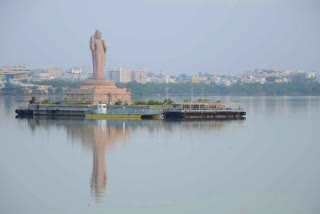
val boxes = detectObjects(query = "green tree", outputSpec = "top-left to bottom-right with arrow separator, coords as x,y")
147,100 -> 155,105
183,99 -> 189,103
29,96 -> 36,104
48,87 -> 54,93
115,100 -> 123,105
197,98 -> 210,102
292,74 -> 307,84
266,76 -> 276,83
55,87 -> 63,93
163,98 -> 174,105
77,99 -> 84,104
154,100 -> 163,105
43,99 -> 50,104
134,100 -> 147,105
117,81 -> 320,96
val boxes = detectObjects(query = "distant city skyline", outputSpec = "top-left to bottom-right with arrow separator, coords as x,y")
0,0 -> 319,75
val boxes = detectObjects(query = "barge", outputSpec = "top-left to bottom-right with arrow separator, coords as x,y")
15,104 -> 161,120
164,102 -> 246,120
15,102 -> 246,120
85,104 -> 161,120
15,104 -> 93,118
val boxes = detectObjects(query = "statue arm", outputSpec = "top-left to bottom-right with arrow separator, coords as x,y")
102,40 -> 107,53
90,36 -> 95,51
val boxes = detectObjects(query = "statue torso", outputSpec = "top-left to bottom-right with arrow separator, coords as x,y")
93,39 -> 104,53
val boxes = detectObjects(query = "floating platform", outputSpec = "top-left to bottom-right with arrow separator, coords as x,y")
15,102 -> 246,120
164,109 -> 246,120
15,104 -> 162,120
85,114 -> 142,120
164,102 -> 246,120
85,114 -> 161,120
85,104 -> 161,120
15,104 -> 92,117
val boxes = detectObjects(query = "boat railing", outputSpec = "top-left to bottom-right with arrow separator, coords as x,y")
87,107 -> 161,115
166,108 -> 244,113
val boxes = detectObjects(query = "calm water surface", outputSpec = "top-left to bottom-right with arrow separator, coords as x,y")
0,95 -> 319,214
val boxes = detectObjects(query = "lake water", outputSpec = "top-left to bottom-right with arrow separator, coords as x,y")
0,95 -> 319,214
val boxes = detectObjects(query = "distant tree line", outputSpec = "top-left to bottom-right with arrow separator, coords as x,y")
4,79 -> 320,96
116,82 -> 320,96
130,98 -> 174,105
2,82 -> 24,93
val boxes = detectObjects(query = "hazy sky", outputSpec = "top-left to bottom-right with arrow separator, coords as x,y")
0,0 -> 319,74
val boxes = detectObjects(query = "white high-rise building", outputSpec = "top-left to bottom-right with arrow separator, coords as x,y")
120,68 -> 132,83
107,68 -> 132,83
132,69 -> 146,83
107,68 -> 147,83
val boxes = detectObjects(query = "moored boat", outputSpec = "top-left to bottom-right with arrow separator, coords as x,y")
164,102 -> 246,120
85,104 -> 161,120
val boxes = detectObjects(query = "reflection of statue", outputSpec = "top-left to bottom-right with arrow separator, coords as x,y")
24,119 -> 240,202
91,133 -> 107,200
90,30 -> 107,80
90,120 -> 129,200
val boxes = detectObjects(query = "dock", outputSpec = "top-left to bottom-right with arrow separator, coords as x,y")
164,109 -> 246,120
163,102 -> 246,120
15,102 -> 246,120
16,104 -> 94,117
15,104 -> 162,119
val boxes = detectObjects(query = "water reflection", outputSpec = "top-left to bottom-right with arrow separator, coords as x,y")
24,117 -> 243,202
3,95 -> 320,213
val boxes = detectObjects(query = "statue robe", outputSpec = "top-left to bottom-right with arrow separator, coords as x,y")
90,37 -> 107,80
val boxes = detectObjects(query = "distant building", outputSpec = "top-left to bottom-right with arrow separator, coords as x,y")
275,79 -> 283,83
284,70 -> 293,75
283,78 -> 289,83
225,81 -> 232,86
178,74 -> 191,83
37,85 -> 51,91
29,68 -> 66,79
132,69 -> 146,83
165,75 -> 176,83
47,68 -> 66,76
120,68 -> 132,82
145,77 -> 151,83
39,73 -> 50,78
307,72 -> 316,79
106,68 -> 131,83
191,76 -> 200,83
68,68 -> 82,74
211,76 -> 220,83
107,69 -> 119,82
0,67 -> 30,81
107,68 -> 147,83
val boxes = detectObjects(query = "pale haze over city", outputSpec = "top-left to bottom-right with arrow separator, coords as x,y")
1,0 -> 319,74
1,1 -> 320,214
0,0 -> 320,214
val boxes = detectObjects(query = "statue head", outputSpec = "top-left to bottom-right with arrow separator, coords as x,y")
94,30 -> 102,39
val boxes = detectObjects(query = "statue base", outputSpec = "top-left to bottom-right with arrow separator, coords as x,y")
67,80 -> 131,104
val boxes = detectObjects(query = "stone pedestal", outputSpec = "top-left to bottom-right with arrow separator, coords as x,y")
67,80 -> 131,104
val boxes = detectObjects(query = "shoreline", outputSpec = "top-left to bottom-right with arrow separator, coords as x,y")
1,92 -> 320,96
